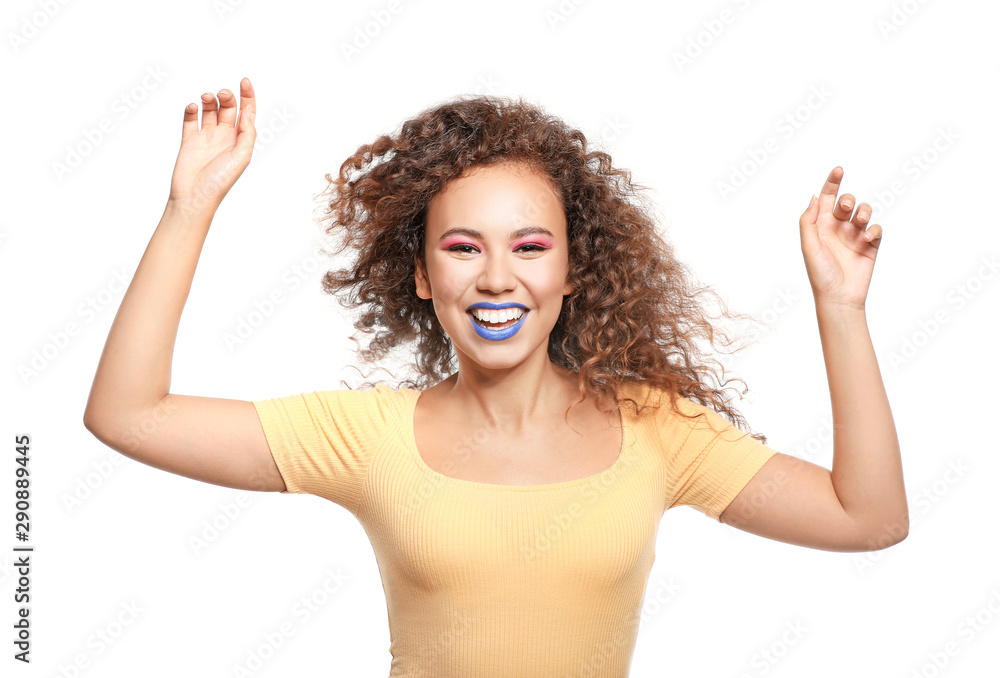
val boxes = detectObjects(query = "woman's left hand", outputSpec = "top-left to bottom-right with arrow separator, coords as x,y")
799,166 -> 883,311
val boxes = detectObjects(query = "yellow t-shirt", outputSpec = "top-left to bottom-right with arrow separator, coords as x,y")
251,379 -> 778,677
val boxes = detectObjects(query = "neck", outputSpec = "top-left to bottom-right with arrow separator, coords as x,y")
442,351 -> 578,431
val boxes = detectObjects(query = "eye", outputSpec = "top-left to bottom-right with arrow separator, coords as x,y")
515,243 -> 548,253
447,244 -> 480,254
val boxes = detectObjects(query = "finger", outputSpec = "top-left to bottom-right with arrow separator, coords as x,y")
862,223 -> 883,249
852,202 -> 872,229
800,191 -> 819,223
235,77 -> 257,154
833,192 -> 855,222
201,92 -> 219,126
799,194 -> 821,253
217,88 -> 237,127
238,77 -> 256,130
181,102 -> 199,139
818,166 -> 844,214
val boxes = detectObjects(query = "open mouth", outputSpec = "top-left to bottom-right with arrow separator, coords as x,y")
468,310 -> 525,330
466,307 -> 529,339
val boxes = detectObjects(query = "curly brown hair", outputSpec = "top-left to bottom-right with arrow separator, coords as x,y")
317,94 -> 768,444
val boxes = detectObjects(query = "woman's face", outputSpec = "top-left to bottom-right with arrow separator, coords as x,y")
415,161 -> 573,373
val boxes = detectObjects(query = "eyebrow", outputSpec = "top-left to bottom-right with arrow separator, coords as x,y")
437,226 -> 555,242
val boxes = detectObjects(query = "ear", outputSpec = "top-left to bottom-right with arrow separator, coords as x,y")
415,257 -> 432,299
563,278 -> 574,296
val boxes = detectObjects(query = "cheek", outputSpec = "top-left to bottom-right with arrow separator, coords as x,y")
424,256 -> 467,295
537,260 -> 572,297
427,267 -> 472,307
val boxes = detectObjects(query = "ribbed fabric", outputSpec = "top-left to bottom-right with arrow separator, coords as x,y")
251,380 -> 778,677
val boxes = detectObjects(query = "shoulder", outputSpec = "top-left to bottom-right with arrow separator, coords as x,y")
266,383 -> 415,425
341,383 -> 415,415
617,378 -> 677,417
617,379 -> 728,431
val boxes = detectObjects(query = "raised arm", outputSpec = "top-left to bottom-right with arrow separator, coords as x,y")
720,167 -> 907,551
83,78 -> 285,493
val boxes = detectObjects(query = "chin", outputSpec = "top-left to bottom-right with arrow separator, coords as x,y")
458,341 -> 553,374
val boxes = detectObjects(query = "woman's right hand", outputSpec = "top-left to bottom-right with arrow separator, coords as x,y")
167,77 -> 256,215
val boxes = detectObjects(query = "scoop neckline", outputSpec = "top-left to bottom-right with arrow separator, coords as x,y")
398,384 -> 636,492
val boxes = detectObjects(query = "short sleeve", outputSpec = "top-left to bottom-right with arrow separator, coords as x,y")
250,384 -> 398,514
659,394 -> 780,522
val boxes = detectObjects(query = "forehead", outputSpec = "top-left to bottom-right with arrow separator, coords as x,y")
425,162 -> 566,238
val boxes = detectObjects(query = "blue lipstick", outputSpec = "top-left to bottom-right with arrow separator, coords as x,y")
467,302 -> 528,341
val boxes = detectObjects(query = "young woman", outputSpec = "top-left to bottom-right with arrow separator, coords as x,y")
83,77 -> 907,677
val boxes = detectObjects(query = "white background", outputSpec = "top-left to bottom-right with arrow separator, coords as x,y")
3,0 -> 998,676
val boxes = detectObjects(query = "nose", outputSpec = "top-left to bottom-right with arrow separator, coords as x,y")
476,251 -> 516,294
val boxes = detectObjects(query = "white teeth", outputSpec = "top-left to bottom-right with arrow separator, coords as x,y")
472,307 -> 524,323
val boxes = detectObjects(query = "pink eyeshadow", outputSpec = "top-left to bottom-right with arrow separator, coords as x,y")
511,237 -> 554,249
439,237 -> 480,249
